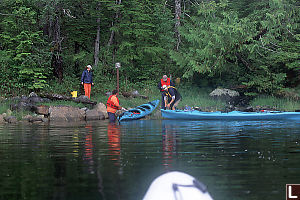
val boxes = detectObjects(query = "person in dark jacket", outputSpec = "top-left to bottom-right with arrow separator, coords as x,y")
157,75 -> 175,109
162,85 -> 181,110
81,65 -> 94,99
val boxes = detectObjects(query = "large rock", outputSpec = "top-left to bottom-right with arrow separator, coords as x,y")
131,90 -> 140,97
49,106 -> 85,122
22,115 -> 33,122
28,115 -> 48,123
85,109 -> 105,121
209,88 -> 240,104
76,95 -> 90,102
27,96 -> 50,104
4,116 -> 17,123
35,105 -> 49,115
29,92 -> 38,97
94,102 -> 108,119
10,101 -> 35,112
10,94 -> 51,111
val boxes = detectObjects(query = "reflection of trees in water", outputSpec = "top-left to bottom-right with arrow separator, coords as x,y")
84,124 -> 106,200
49,123 -> 106,200
162,123 -> 178,170
51,135 -> 67,200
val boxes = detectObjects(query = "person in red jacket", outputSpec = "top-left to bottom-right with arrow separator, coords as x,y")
106,90 -> 125,123
157,75 -> 175,109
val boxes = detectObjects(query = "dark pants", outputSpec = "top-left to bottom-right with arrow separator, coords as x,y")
108,112 -> 116,123
170,98 -> 181,110
161,92 -> 166,109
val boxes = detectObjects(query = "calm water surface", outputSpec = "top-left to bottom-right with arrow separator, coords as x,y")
0,119 -> 299,200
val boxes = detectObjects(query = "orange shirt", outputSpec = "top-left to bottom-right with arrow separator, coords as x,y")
107,95 -> 120,113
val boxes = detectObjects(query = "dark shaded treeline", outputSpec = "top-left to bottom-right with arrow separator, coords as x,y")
0,0 -> 299,97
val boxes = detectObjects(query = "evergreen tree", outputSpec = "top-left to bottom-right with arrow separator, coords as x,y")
170,0 -> 300,95
112,0 -> 175,84
0,0 -> 51,94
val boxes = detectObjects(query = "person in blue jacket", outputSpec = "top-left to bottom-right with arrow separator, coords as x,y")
162,85 -> 181,110
81,65 -> 94,99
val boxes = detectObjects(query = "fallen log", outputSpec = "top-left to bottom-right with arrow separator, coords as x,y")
39,93 -> 97,105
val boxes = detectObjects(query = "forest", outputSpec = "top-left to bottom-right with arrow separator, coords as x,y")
0,0 -> 299,98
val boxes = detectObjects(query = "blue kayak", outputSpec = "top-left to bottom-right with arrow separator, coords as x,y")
118,100 -> 159,122
161,109 -> 300,120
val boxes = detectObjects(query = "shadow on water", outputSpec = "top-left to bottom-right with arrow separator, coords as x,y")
0,119 -> 300,200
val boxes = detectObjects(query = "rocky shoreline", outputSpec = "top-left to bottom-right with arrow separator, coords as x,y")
0,92 -> 110,124
1,88 -> 298,124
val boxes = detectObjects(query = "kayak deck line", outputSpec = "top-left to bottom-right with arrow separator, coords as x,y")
161,109 -> 300,120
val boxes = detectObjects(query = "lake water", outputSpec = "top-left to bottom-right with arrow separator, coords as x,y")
0,119 -> 299,200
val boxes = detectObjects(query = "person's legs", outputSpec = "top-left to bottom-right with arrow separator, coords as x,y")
108,112 -> 116,123
84,83 -> 91,99
171,98 -> 181,110
161,93 -> 166,109
84,83 -> 88,97
87,84 -> 91,99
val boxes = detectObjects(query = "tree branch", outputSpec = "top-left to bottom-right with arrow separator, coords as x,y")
259,46 -> 275,52
0,12 -> 14,16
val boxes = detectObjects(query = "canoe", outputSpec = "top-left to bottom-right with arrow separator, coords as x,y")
161,109 -> 300,120
118,100 -> 159,122
143,171 -> 213,200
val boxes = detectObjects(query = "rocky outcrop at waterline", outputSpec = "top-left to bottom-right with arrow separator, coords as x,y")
0,92 -> 110,123
209,88 -> 253,108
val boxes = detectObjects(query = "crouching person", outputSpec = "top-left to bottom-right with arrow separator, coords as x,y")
106,90 -> 125,123
163,85 -> 181,110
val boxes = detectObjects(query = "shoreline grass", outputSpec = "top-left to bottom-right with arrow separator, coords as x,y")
250,96 -> 300,111
1,86 -> 300,116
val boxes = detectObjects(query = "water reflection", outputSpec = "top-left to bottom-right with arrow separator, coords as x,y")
107,123 -> 121,166
1,120 -> 300,200
84,123 -> 106,199
162,122 -> 177,170
84,124 -> 94,174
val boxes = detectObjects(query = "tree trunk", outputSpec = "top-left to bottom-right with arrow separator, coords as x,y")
74,41 -> 80,74
94,3 -> 101,68
174,0 -> 181,51
107,0 -> 122,47
51,15 -> 63,83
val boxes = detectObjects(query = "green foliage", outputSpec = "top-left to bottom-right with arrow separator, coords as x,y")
178,85 -> 227,110
45,75 -> 82,96
0,0 -> 51,93
170,0 -> 299,96
0,0 -> 299,99
242,0 -> 300,94
0,102 -> 10,114
112,0 -> 175,82
170,0 -> 244,77
243,66 -> 287,95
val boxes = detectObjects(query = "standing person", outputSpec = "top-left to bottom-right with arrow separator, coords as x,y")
81,65 -> 94,99
106,89 -> 124,123
163,85 -> 181,110
157,75 -> 175,109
